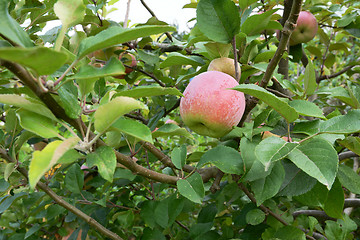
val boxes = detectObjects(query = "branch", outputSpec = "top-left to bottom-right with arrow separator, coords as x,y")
293,210 -> 336,222
239,0 -> 302,126
232,36 -> 240,82
0,148 -> 123,240
339,151 -> 359,160
316,65 -> 356,82
124,63 -> 166,87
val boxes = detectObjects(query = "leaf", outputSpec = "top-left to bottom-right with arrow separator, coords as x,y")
0,47 -> 68,75
232,84 -> 299,122
338,136 -> 360,156
160,52 -> 205,68
54,0 -> 85,28
177,172 -> 204,204
289,100 -> 325,119
274,226 -> 306,240
51,137 -> 80,165
0,94 -> 57,120
152,123 -> 194,139
287,138 -> 338,189
197,145 -> 243,175
337,164 -> 360,194
304,60 -> 317,96
255,137 -> 298,171
246,209 -> 265,225
29,141 -> 63,189
68,56 -> 125,80
115,85 -> 183,98
319,110 -> 360,134
196,0 -> 240,43
57,81 -> 81,119
0,192 -> 27,214
86,146 -> 116,182
324,178 -> 344,219
64,164 -> 84,194
241,10 -> 277,36
171,144 -> 187,169
294,182 -> 328,208
0,0 -> 33,47
110,117 -> 153,144
250,161 -> 285,206
94,96 -> 146,133
16,109 -> 58,138
77,25 -> 176,58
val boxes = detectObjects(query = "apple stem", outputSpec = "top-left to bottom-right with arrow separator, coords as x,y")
232,36 -> 240,82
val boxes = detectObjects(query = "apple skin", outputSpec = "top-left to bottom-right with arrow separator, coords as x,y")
180,71 -> 246,138
113,52 -> 137,79
289,11 -> 318,46
208,57 -> 241,80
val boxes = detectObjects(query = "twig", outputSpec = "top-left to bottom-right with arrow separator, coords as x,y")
123,0 -> 131,28
339,151 -> 359,160
316,65 -> 356,82
139,0 -> 173,41
124,64 -> 166,87
319,32 -> 334,78
232,37 -> 240,82
175,220 -> 190,232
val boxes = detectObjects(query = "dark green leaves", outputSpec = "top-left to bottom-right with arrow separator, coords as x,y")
232,84 -> 299,122
77,25 -> 176,58
65,163 -> 84,193
177,173 -> 205,204
197,145 -> 244,175
241,9 -> 278,36
320,110 -> 360,134
196,0 -> 240,43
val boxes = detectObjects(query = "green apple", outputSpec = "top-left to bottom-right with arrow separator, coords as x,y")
180,71 -> 246,138
208,57 -> 241,80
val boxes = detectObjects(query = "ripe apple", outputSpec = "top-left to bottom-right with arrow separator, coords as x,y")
208,57 -> 241,80
289,11 -> 318,46
113,52 -> 137,79
180,71 -> 246,138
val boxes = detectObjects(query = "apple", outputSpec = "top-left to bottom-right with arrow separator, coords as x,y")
289,11 -> 318,46
208,57 -> 241,80
113,52 -> 137,79
180,71 -> 246,138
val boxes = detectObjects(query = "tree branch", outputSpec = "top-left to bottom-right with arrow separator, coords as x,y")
339,151 -> 359,160
316,65 -> 356,82
0,148 -> 123,240
239,0 -> 302,126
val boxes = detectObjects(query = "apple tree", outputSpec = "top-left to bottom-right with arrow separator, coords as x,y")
0,0 -> 360,239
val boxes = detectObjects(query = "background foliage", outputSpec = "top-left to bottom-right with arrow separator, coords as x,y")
0,0 -> 360,239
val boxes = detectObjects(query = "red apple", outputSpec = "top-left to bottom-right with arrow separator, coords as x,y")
289,11 -> 318,46
208,57 -> 241,80
180,71 -> 246,138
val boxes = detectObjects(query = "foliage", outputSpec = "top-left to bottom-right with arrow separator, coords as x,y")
0,0 -> 360,239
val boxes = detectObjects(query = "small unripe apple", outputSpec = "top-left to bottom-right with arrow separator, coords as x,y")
208,57 -> 241,80
289,11 -> 318,46
180,71 -> 246,138
113,52 -> 137,79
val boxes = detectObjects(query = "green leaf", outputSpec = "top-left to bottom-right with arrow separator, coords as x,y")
337,164 -> 360,194
304,60 -> 317,96
324,178 -> 344,219
152,123 -> 194,139
246,209 -> 265,225
288,138 -> 338,189
289,100 -> 325,119
241,10 -> 277,36
64,164 -> 84,194
250,161 -> 285,206
177,172 -> 204,204
232,84 -> 299,122
86,146 -> 116,182
197,145 -> 243,174
0,47 -> 68,75
196,0 -> 240,43
0,192 -> 27,214
0,94 -> 57,120
319,110 -> 360,134
294,182 -> 328,208
57,81 -> 81,119
69,56 -> 125,80
110,117 -> 153,144
160,52 -> 205,68
115,85 -> 183,98
54,0 -> 85,28
255,137 -> 298,171
17,109 -> 58,138
77,25 -> 176,58
94,96 -> 146,133
338,136 -> 360,156
0,0 -> 33,47
171,144 -> 187,169
29,141 -> 62,189
274,226 -> 306,240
